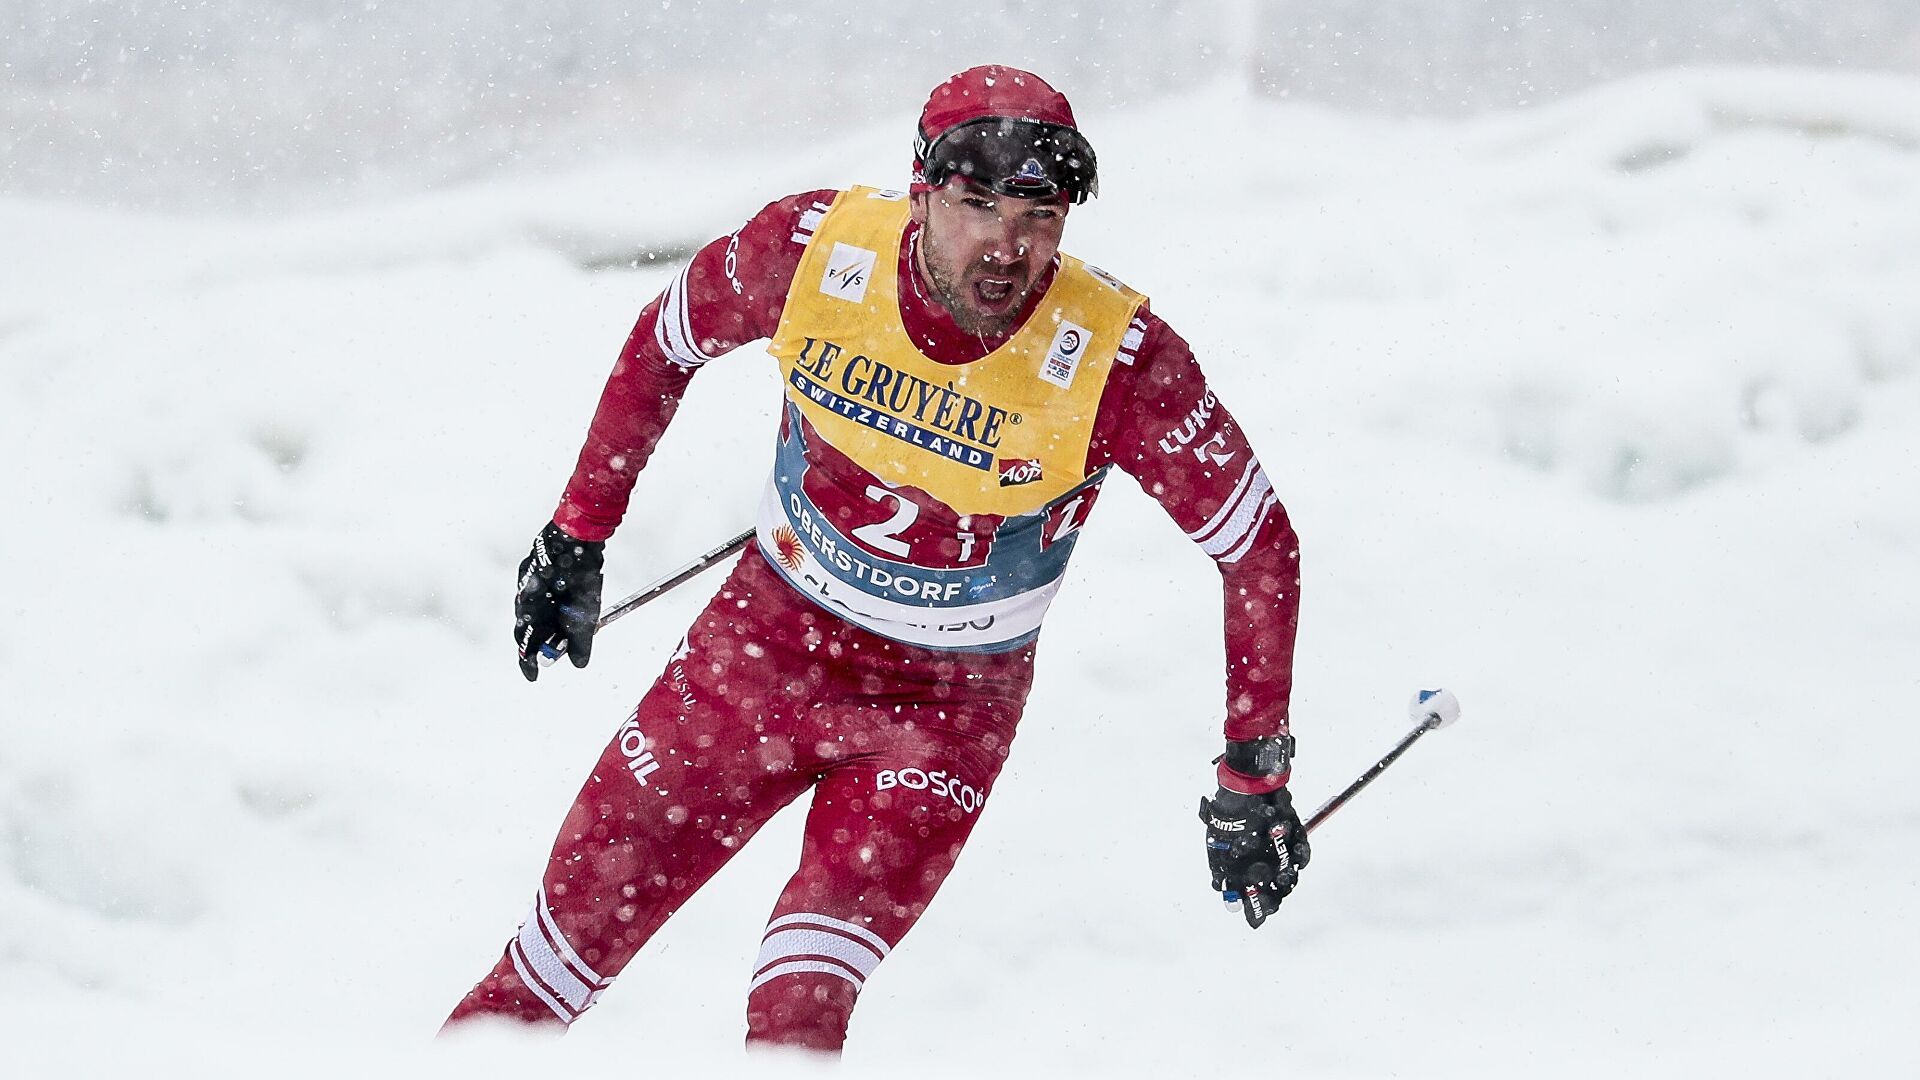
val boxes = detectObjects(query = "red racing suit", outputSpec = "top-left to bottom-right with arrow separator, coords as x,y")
445,189 -> 1302,1051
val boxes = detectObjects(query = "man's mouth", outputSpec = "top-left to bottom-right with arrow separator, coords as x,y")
972,274 -> 1018,310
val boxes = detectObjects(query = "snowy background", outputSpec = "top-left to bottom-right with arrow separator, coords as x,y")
5,4 -> 1920,1077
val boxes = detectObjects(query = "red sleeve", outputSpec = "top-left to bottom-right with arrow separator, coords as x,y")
552,189 -> 841,541
1089,307 -> 1303,762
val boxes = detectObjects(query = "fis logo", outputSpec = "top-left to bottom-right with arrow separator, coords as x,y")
998,457 -> 1043,487
821,242 -> 877,303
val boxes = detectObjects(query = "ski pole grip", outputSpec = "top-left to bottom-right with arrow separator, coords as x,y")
1411,688 -> 1460,730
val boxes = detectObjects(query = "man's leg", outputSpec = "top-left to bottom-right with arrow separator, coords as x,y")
443,681 -> 813,1029
743,700 -> 1020,1053
444,578 -> 819,1031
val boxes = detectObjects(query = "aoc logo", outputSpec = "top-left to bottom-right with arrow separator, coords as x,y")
998,457 -> 1043,487
1039,320 -> 1090,388
876,767 -> 986,815
821,242 -> 877,303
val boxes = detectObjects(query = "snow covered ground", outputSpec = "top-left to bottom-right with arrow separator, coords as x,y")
4,68 -> 1919,1076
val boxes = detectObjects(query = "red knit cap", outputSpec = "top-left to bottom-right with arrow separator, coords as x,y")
918,65 -> 1078,143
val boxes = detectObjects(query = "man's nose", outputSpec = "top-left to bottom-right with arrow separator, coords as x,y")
982,220 -> 1030,263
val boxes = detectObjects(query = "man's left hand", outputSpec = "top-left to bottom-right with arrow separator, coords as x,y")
1198,785 -> 1311,928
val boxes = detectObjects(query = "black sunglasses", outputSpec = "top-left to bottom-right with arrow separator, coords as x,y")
917,116 -> 1099,204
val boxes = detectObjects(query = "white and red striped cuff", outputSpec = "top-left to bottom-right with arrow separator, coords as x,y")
748,912 -> 891,994
508,888 -> 611,1023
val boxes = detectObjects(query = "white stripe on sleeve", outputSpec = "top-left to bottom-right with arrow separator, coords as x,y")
1218,491 -> 1279,564
1198,470 -> 1273,558
1188,460 -> 1258,546
651,265 -> 720,370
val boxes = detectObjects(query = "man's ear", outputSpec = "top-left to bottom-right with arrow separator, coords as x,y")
909,190 -> 930,226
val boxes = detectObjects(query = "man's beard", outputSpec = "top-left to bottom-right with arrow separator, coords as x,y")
919,229 -> 1028,339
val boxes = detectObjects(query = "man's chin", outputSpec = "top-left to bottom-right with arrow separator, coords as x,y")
949,289 -> 1027,337
949,308 -> 1019,338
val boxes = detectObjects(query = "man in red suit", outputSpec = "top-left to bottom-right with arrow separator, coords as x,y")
445,64 -> 1310,1053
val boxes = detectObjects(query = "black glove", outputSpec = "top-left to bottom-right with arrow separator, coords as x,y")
1199,785 -> 1311,929
514,521 -> 605,682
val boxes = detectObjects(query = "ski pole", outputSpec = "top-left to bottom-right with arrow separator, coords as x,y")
1303,689 -> 1460,835
541,527 -> 755,665
596,527 -> 756,630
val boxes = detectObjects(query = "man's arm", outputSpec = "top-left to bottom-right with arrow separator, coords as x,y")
513,190 -> 835,678
551,189 -> 839,541
1092,309 -> 1308,926
1092,309 -> 1303,783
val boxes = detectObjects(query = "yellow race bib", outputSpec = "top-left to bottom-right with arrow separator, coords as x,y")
769,187 -> 1144,516
756,186 -> 1147,651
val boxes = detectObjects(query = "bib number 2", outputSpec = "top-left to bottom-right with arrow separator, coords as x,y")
844,485 -> 994,569
851,485 -> 916,558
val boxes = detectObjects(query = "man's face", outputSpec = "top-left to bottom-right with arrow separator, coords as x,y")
910,178 -> 1068,337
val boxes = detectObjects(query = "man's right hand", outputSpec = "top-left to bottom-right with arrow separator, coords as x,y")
514,521 -> 605,682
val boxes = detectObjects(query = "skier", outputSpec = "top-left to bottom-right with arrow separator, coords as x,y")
444,65 -> 1311,1053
